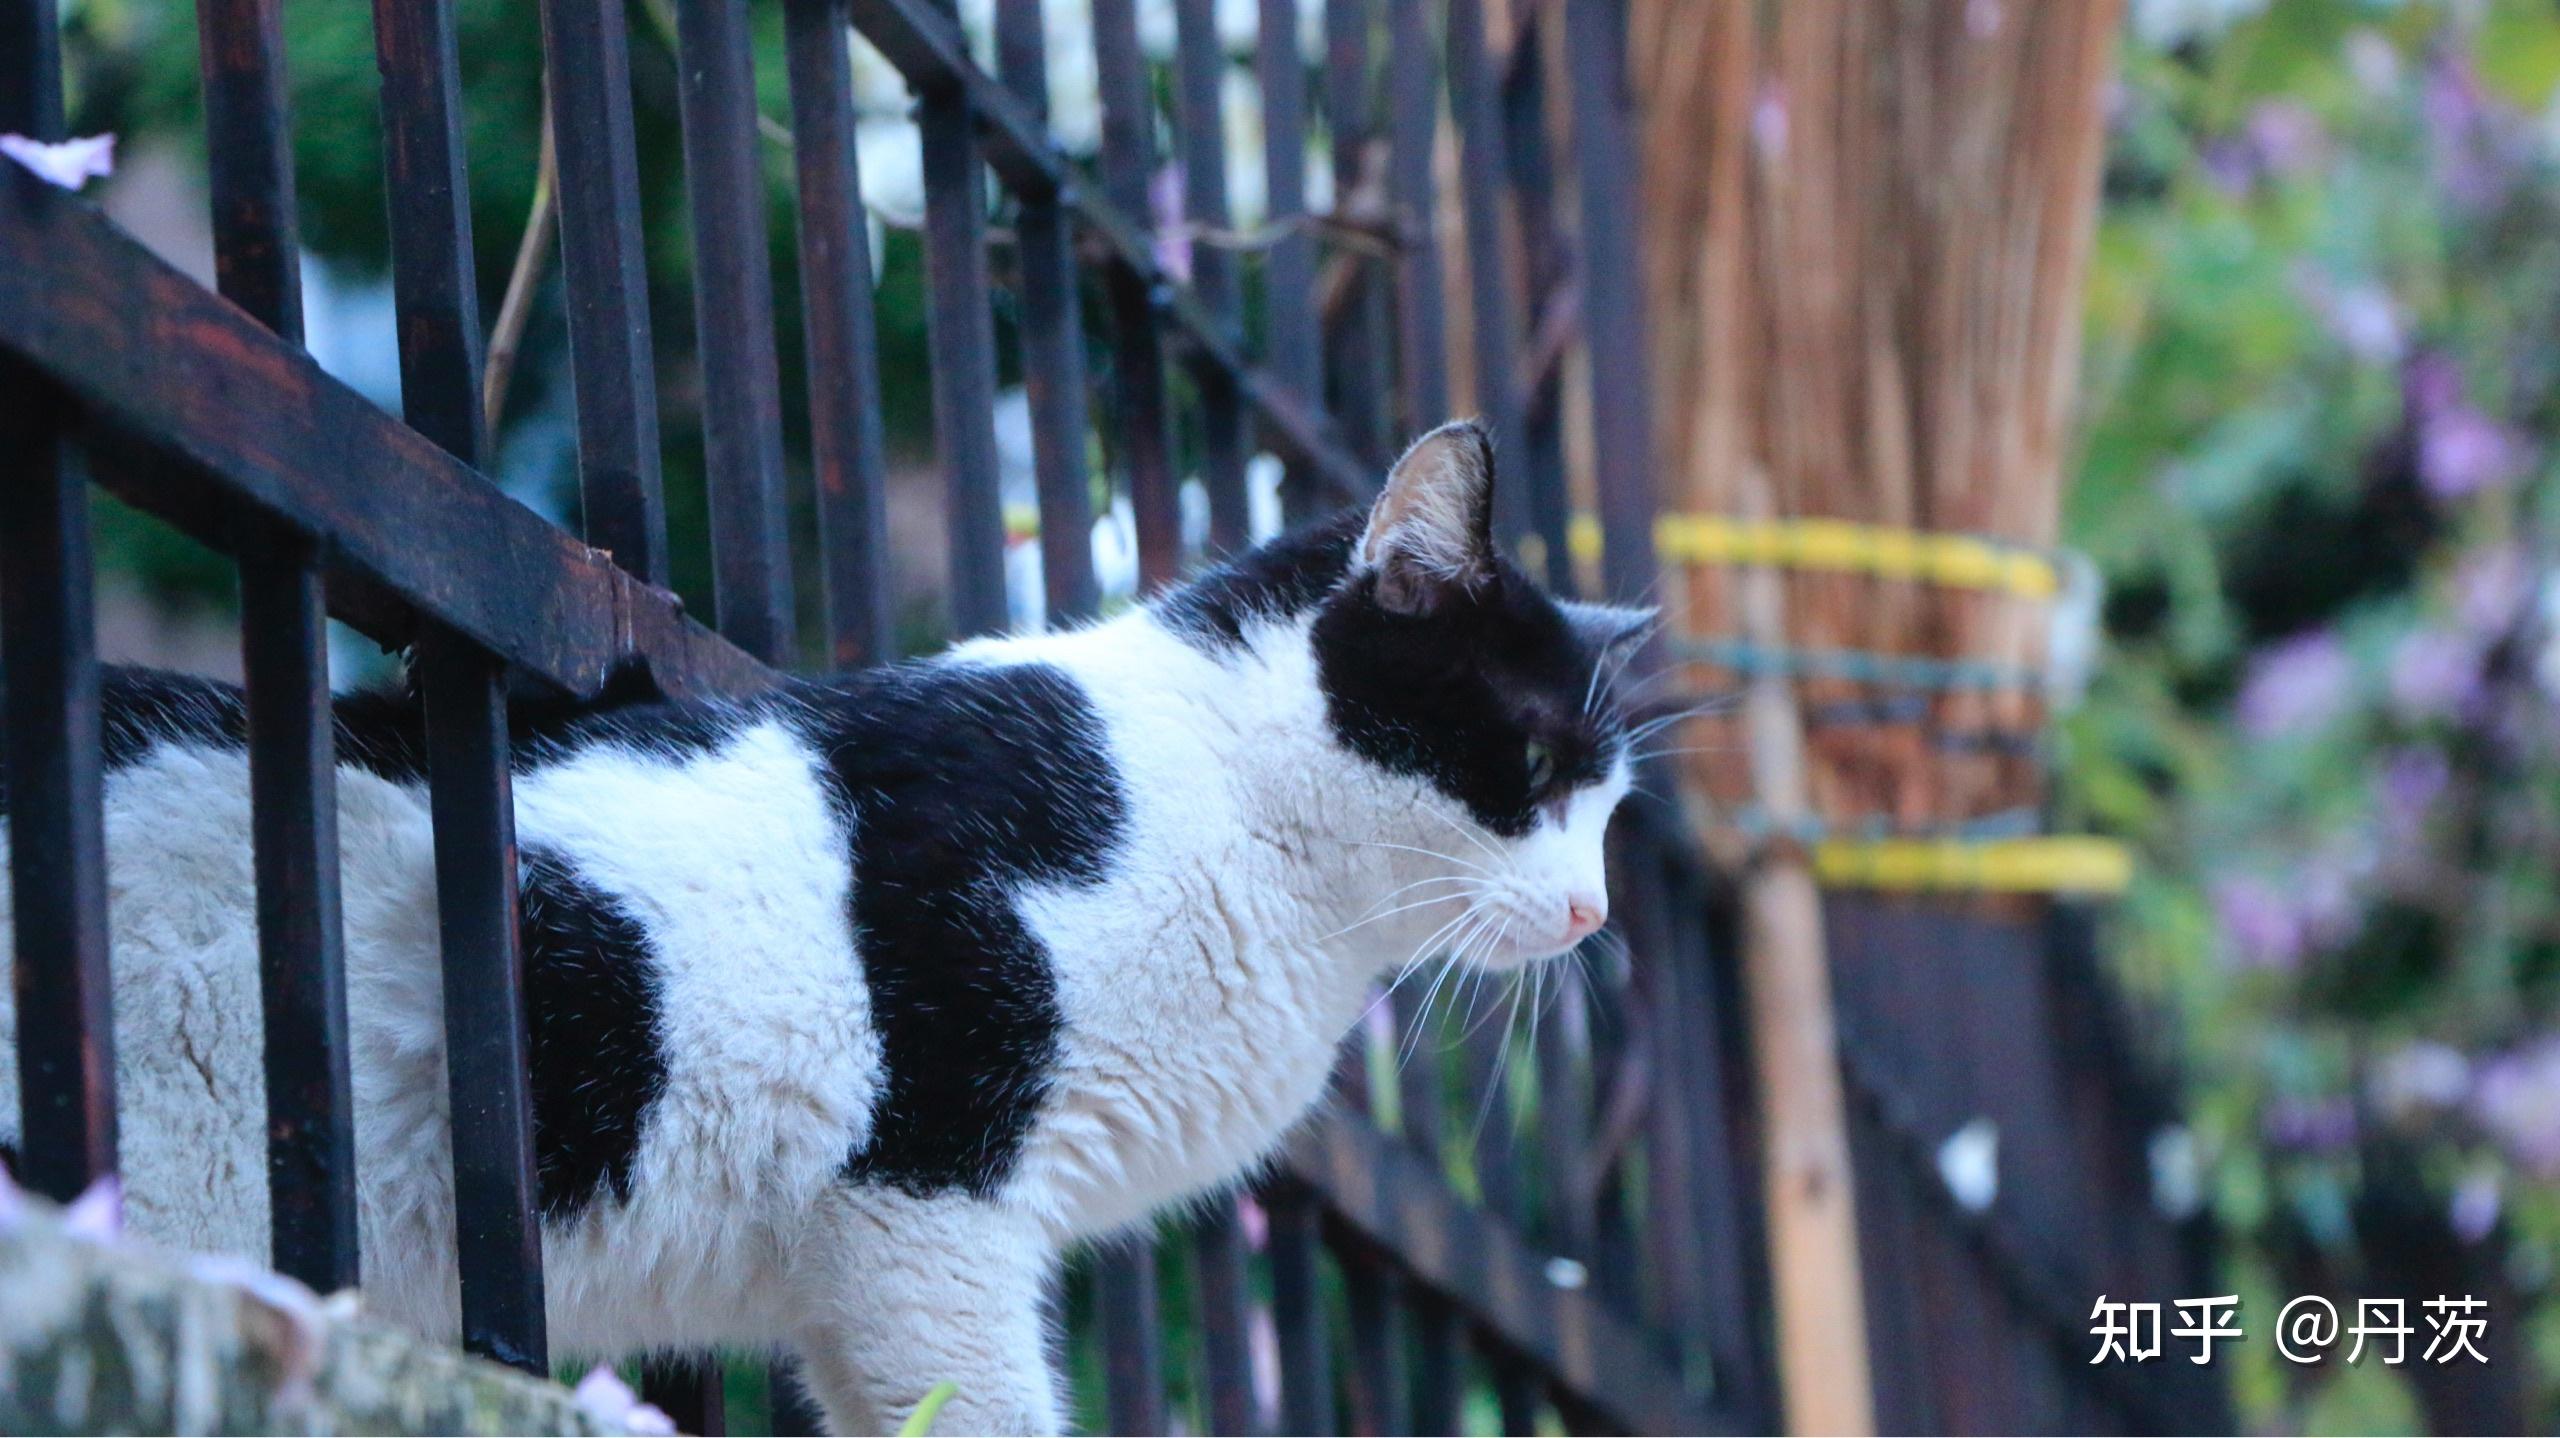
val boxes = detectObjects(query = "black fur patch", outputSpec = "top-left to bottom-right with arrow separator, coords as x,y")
1311,556 -> 1632,837
512,844 -> 665,1212
799,662 -> 1125,1198
20,665 -> 749,795
1155,513 -> 1362,652
518,847 -> 669,1218
101,666 -> 251,766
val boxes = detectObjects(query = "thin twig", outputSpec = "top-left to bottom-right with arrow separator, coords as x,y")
638,0 -> 797,153
483,86 -> 558,440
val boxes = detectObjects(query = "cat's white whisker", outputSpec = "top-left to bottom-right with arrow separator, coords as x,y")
1318,886 -> 1485,944
1397,916 -> 1486,1070
1350,838 -> 1498,877
1413,800 -> 1506,865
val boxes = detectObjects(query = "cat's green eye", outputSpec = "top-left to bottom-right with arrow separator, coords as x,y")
1524,739 -> 1556,792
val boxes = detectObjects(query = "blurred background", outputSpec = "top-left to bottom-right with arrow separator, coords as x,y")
37,0 -> 2560,1429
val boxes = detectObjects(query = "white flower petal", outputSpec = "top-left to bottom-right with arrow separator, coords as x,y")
0,132 -> 116,190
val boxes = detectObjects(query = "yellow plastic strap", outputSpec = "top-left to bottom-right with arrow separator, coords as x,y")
1568,514 -> 2061,599
1810,836 -> 2132,895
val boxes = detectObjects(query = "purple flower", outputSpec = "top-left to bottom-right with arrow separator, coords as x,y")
2199,137 -> 2256,196
2456,544 -> 2531,633
2451,1169 -> 2502,1243
2245,102 -> 2325,179
2263,1094 -> 2358,1154
2405,349 -> 2463,423
2471,1039 -> 2560,1178
2375,746 -> 2451,845
2388,629 -> 2481,721
2238,629 -> 2352,737
2422,50 -> 2522,210
62,1175 -> 122,1245
2296,268 -> 2403,364
2215,876 -> 2308,971
574,1366 -> 677,1436
2344,30 -> 2401,99
2370,1039 -> 2469,1116
2420,407 -> 2529,499
2331,288 -> 2404,363
0,132 -> 114,190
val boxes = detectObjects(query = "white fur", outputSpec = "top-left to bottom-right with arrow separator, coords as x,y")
0,599 -> 1629,1435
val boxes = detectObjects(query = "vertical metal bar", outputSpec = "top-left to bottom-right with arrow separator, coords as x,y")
1535,977 -> 1591,1257
1192,1198 -> 1261,1436
1174,0 -> 1252,552
1562,0 -> 1656,605
1625,832 -> 1703,1344
1408,1297 -> 1463,1434
539,0 -> 670,584
0,0 -> 64,138
785,0 -> 901,665
674,0 -> 796,662
1499,14 -> 1572,592
1172,0 -> 1238,325
1674,871 -> 1774,1429
238,552 -> 358,1291
198,0 -> 361,1294
643,1356 -> 728,1437
414,631 -> 546,1372
0,12 -> 113,1197
915,80 -> 1012,635
1096,1236 -> 1169,1436
1486,1346 -> 1542,1436
199,0 -> 303,344
1091,0 -> 1183,587
1443,0 -> 1531,553
1338,1248 -> 1407,1436
1384,0 -> 1447,434
1322,0 -> 1390,464
1459,1018 -> 1542,1433
1255,0 -> 1334,523
0,359 -> 112,1208
1389,984 -> 1463,1436
370,0 -> 545,1369
1263,1181 -> 1334,1434
373,0 -> 489,464
996,0 -> 1102,623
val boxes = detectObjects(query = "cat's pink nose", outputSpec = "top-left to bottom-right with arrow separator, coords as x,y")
1565,894 -> 1607,941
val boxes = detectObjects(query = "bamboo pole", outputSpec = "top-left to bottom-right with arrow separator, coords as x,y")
1736,475 -> 1875,1437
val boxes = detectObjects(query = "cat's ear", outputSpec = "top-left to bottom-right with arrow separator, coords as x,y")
1560,600 -> 1657,663
1359,419 -> 1496,615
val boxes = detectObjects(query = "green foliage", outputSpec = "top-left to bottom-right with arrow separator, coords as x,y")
2074,0 -> 2560,1425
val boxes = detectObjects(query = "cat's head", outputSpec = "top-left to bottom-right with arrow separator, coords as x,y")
1311,420 -> 1654,970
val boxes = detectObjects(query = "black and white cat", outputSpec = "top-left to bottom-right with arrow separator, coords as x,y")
0,421 -> 1651,1434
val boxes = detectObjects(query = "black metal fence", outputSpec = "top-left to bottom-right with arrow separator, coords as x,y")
0,0 -> 2223,1432
0,0 -> 1777,1431
1827,895 -> 2228,1435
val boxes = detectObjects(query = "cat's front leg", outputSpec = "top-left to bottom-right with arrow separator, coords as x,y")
789,1184 -> 1061,1436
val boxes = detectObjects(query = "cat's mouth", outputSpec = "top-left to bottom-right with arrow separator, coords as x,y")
1442,896 -> 1597,970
